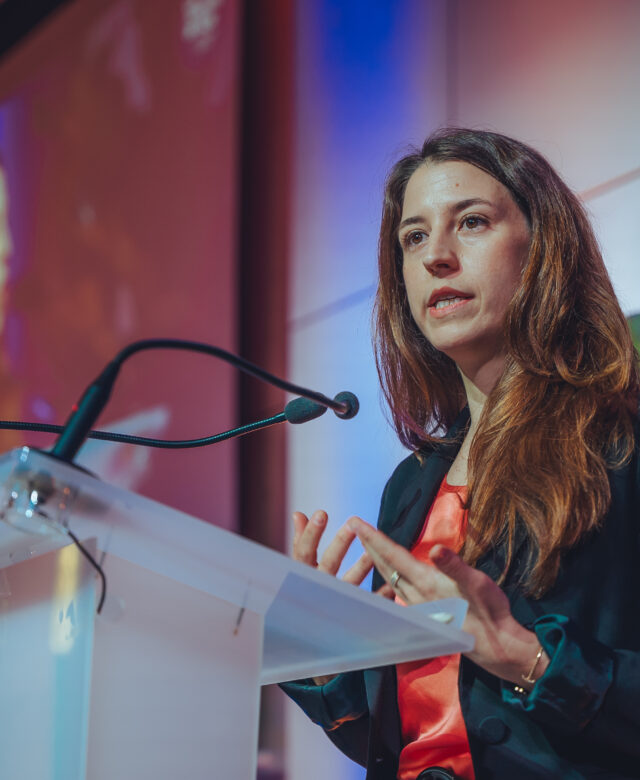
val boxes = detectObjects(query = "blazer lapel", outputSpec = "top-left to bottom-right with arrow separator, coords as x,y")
387,408 -> 470,553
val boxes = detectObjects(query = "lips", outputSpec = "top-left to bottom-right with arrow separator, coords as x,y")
427,287 -> 473,308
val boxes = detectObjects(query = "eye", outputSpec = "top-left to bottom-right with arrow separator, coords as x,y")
401,229 -> 428,250
461,214 -> 487,230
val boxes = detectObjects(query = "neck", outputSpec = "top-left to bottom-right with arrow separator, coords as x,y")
445,356 -> 505,486
445,371 -> 490,486
455,350 -> 506,426
460,372 -> 488,430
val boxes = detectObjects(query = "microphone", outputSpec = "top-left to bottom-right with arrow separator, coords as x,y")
1,395 -> 336,535
332,391 -> 359,420
45,339 -> 360,463
50,361 -> 120,463
283,397 -> 327,424
0,394 -> 359,447
284,393 -> 359,423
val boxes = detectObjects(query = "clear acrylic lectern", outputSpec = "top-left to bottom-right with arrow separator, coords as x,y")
0,447 -> 473,780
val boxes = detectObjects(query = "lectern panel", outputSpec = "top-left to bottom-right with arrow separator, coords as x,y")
88,554 -> 262,780
0,543 -> 96,780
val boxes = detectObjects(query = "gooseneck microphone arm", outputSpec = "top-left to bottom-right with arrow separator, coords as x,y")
48,338 -> 359,463
0,345 -> 352,617
0,396 -> 330,449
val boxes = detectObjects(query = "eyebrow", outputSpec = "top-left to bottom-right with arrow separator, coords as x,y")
398,197 -> 495,232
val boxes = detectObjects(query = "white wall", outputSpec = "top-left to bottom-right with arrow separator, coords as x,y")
451,0 -> 640,315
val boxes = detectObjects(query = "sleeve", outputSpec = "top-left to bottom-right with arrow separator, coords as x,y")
501,615 -> 640,756
277,461 -> 413,764
279,672 -> 370,766
501,614 -> 613,732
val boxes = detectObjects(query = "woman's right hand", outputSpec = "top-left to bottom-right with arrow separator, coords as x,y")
292,509 -> 373,581
291,509 -> 374,685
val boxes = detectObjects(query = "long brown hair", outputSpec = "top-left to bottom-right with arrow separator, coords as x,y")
374,128 -> 640,595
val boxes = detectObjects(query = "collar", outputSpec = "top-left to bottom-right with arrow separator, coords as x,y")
371,409 -> 470,594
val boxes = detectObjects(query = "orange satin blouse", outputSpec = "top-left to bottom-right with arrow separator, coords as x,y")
396,475 -> 475,780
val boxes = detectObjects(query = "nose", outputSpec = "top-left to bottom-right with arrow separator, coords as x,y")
423,228 -> 459,277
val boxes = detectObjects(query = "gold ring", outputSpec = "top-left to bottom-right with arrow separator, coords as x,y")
390,570 -> 401,588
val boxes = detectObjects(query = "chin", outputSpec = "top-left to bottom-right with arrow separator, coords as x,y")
424,333 -> 477,358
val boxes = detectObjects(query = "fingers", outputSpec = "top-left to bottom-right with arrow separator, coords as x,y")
376,583 -> 396,600
317,523 -> 358,575
429,544 -> 487,599
429,545 -> 470,584
347,516 -> 425,586
291,511 -> 308,548
430,544 -> 510,618
292,510 -> 328,566
318,517 -> 372,578
342,551 -> 373,585
347,516 -> 460,604
292,512 -> 375,584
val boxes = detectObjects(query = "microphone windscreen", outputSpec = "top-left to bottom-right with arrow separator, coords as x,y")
284,397 -> 328,424
333,391 -> 359,419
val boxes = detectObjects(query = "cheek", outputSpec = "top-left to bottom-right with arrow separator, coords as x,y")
502,262 -> 526,307
484,281 -> 518,323
402,263 -> 421,316
486,244 -> 527,310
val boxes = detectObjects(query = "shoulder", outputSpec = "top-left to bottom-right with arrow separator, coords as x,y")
377,408 -> 469,529
378,449 -> 426,511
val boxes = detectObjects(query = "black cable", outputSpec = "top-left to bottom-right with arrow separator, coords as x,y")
0,412 -> 286,449
0,409 -> 286,618
108,338 -> 347,414
66,528 -> 107,614
48,338 -> 352,462
1,339 -> 349,616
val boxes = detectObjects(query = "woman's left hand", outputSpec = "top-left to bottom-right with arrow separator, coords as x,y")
347,516 -> 548,688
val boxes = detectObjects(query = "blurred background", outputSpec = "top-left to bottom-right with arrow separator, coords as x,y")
0,1 -> 638,778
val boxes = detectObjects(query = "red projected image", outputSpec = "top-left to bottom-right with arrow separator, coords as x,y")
0,152 -> 22,442
0,0 -> 241,528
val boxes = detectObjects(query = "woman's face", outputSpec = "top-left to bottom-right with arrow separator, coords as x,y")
399,160 -> 530,383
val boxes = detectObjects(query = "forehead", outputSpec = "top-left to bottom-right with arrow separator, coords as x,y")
401,160 -> 513,215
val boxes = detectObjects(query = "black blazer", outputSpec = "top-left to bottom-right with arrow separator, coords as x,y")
282,410 -> 640,779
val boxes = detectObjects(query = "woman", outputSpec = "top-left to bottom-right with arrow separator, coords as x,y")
282,128 -> 640,780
